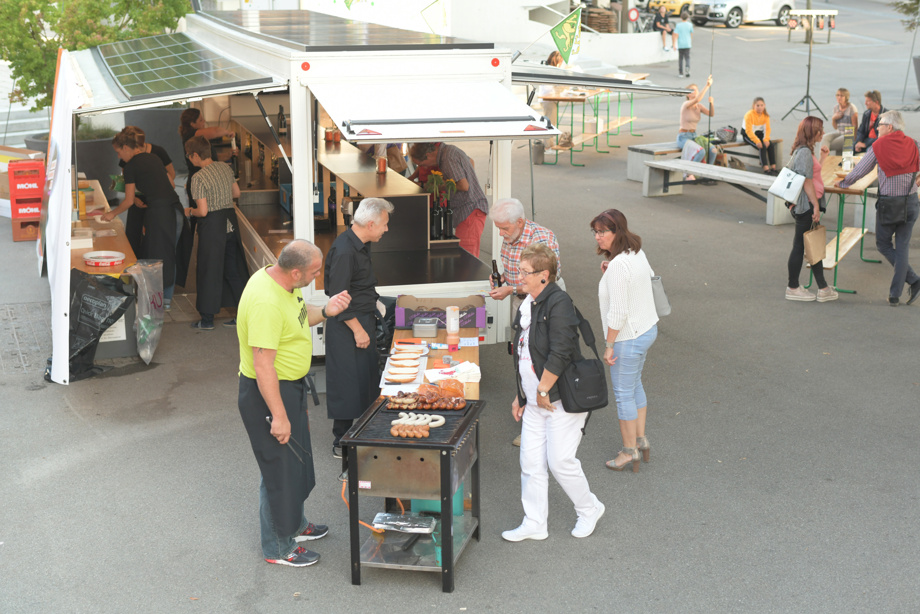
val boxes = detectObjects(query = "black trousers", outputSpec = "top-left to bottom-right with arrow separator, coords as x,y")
788,210 -> 827,289
742,128 -> 777,168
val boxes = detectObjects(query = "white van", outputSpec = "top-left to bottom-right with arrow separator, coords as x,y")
692,0 -> 796,28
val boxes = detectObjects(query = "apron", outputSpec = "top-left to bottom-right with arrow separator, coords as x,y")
194,208 -> 247,315
141,197 -> 182,289
238,375 -> 315,537
325,312 -> 380,420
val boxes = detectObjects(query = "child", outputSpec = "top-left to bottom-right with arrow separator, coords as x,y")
675,12 -> 694,78
742,97 -> 778,174
185,135 -> 249,330
653,6 -> 678,51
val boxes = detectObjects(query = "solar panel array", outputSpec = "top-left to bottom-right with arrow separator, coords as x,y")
97,33 -> 272,100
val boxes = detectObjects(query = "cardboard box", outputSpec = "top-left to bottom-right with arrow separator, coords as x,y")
394,295 -> 487,330
0,145 -> 45,165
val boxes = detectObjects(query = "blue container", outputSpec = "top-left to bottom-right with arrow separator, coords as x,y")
411,483 -> 464,517
280,183 -> 293,215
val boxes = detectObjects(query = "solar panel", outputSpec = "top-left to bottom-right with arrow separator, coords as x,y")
97,33 -> 273,100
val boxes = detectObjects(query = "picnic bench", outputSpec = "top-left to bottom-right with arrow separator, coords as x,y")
627,139 -> 784,182
642,159 -> 793,225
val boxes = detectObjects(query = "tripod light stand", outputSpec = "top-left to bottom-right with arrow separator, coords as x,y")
783,15 -> 827,121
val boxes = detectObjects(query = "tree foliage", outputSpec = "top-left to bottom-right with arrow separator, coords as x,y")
0,0 -> 191,111
891,0 -> 920,31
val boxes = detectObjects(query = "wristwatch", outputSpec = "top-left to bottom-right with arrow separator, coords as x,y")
321,306 -> 328,319
538,390 -> 548,398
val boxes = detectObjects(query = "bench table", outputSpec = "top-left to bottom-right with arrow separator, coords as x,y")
628,139 -> 784,183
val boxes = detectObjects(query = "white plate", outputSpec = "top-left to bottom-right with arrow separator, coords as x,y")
379,356 -> 428,388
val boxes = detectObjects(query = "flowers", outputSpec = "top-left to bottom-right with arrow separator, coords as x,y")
423,170 -> 457,205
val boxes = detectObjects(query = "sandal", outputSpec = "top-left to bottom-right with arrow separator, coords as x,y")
605,447 -> 640,473
637,436 -> 650,463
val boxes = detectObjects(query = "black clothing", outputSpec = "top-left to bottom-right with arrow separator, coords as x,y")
788,210 -> 828,290
119,144 -> 171,172
194,208 -> 248,316
653,12 -> 670,31
324,227 -> 379,320
511,283 -> 582,407
324,313 -> 379,421
119,146 -> 173,265
238,375 -> 315,537
123,152 -> 177,203
855,105 -> 888,149
741,128 -> 777,167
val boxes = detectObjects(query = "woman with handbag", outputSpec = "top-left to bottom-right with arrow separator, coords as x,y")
502,243 -> 605,542
593,209 -> 658,473
785,116 -> 838,303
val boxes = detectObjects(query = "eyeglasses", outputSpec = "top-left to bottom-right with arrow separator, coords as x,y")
519,268 -> 543,277
591,229 -> 611,236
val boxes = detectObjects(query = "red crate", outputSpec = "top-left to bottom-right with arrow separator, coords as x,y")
11,217 -> 41,242
11,195 -> 42,219
8,159 -> 44,200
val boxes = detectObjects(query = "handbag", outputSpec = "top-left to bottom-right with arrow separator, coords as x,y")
715,125 -> 737,143
556,305 -> 608,413
651,275 -> 671,316
768,166 -> 806,203
803,222 -> 827,266
876,173 -> 916,225
386,145 -> 408,174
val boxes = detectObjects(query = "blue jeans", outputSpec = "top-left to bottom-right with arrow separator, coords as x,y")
609,325 -> 658,421
676,132 -> 715,164
876,194 -> 920,298
259,477 -> 308,559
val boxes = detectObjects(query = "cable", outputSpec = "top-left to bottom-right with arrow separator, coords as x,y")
341,480 -> 384,533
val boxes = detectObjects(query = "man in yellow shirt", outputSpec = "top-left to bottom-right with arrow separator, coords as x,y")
237,239 -> 351,567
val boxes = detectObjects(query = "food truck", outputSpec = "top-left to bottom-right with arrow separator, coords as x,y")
45,3 -> 686,381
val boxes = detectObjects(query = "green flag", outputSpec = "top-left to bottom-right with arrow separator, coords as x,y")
550,8 -> 582,64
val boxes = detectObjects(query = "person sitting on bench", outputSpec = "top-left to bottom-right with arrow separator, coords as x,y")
742,97 -> 778,175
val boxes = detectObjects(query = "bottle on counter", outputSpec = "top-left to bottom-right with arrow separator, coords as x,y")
491,260 -> 503,287
328,190 -> 338,235
430,200 -> 442,241
442,202 -> 454,239
277,105 -> 287,137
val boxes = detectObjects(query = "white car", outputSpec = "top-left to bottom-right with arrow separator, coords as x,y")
691,0 -> 796,28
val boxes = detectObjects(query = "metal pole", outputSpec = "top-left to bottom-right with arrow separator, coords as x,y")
706,28 -> 715,163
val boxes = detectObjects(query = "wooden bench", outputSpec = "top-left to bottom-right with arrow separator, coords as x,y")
642,159 -> 793,226
627,139 -> 784,182
550,116 -> 638,151
819,226 -> 866,270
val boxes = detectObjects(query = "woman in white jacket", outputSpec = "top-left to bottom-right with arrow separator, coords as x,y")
593,209 -> 659,473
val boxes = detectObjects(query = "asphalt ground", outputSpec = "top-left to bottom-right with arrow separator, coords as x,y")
2,1 -> 920,611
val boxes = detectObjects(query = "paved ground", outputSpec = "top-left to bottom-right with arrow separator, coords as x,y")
3,1 -> 920,611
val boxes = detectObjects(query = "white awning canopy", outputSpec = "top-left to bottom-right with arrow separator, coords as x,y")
306,80 -> 558,144
512,64 -> 690,97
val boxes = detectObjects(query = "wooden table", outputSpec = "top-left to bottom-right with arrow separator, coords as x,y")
391,328 -> 480,400
70,180 -> 138,276
806,155 -> 881,293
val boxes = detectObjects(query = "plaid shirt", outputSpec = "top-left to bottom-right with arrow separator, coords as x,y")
500,220 -> 562,288
840,138 -> 920,197
437,143 -> 489,225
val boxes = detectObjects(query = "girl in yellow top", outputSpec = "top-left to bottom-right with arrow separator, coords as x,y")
742,97 -> 778,174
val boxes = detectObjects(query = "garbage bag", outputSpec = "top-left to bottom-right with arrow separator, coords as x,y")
125,260 -> 165,365
66,269 -> 134,381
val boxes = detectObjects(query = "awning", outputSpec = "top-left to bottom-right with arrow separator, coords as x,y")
305,80 -> 558,144
68,34 -> 286,116
512,64 -> 690,97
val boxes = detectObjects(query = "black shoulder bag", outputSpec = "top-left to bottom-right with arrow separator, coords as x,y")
557,305 -> 609,413
876,172 -> 917,225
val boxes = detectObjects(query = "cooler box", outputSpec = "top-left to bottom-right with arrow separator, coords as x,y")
411,483 -> 464,517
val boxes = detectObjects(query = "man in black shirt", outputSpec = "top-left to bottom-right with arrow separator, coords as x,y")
653,5 -> 677,51
323,198 -> 393,458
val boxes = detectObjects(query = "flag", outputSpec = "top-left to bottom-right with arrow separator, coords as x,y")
550,8 -> 582,64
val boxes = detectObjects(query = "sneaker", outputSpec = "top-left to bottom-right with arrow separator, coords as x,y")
785,287 -> 816,302
265,546 -> 320,567
512,434 -> 521,447
190,320 -> 215,330
571,502 -> 606,538
223,318 -> 236,328
907,280 -> 920,305
889,297 -> 900,307
164,299 -> 171,311
816,287 -> 839,303
332,444 -> 343,459
501,524 -> 549,542
294,523 -> 329,542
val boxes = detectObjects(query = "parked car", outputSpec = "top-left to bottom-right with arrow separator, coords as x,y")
692,0 -> 795,28
648,0 -> 693,17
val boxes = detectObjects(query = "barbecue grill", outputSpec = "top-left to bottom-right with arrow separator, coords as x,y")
340,396 -> 485,593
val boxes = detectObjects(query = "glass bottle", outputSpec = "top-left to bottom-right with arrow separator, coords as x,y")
277,105 -> 287,137
491,260 -> 503,287
443,201 -> 454,239
430,199 -> 442,241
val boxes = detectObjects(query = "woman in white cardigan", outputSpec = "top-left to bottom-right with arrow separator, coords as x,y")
592,209 -> 659,473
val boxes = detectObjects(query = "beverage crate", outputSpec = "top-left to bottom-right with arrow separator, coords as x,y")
11,217 -> 41,242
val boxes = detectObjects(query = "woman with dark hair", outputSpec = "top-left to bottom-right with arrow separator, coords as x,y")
785,116 -> 837,303
592,209 -> 659,473
742,97 -> 779,174
503,242 -> 604,542
103,130 -> 185,308
178,108 -> 234,207
118,126 -> 175,255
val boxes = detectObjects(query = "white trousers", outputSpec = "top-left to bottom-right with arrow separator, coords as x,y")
519,402 -> 598,531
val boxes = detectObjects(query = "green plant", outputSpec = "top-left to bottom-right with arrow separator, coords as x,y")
892,1 -> 920,31
423,170 -> 457,203
0,0 -> 191,112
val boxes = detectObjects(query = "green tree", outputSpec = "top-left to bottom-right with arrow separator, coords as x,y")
0,0 -> 191,112
891,0 -> 920,31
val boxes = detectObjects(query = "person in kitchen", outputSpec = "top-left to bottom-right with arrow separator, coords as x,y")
409,142 -> 489,257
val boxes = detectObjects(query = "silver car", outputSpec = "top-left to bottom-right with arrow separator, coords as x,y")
692,0 -> 796,28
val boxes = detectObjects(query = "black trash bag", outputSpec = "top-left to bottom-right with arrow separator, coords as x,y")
66,269 -> 134,381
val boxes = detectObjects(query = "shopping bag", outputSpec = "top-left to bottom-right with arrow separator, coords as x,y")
651,275 -> 671,316
803,223 -> 827,266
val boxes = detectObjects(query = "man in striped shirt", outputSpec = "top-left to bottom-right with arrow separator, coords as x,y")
839,110 -> 920,306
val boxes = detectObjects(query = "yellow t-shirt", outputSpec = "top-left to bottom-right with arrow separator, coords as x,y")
744,109 -> 771,142
238,266 -> 312,381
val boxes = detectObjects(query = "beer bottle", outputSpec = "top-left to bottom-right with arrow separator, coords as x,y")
277,105 -> 287,137
430,201 -> 442,241
491,260 -> 503,287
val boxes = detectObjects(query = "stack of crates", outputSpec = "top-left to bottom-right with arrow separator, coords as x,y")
8,160 -> 45,242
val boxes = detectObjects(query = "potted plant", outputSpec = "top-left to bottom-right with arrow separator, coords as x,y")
0,0 -> 190,200
423,170 -> 458,240
891,1 -> 920,95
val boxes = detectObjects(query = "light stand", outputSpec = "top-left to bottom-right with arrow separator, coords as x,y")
783,15 -> 827,120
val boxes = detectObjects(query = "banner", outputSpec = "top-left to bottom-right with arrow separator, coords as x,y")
550,8 -> 582,64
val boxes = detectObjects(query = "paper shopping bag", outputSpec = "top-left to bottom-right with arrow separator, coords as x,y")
803,223 -> 827,266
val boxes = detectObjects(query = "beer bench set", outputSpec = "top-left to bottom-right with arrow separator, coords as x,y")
626,139 -> 784,182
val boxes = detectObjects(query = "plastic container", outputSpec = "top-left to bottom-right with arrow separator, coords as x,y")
445,305 -> 460,348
